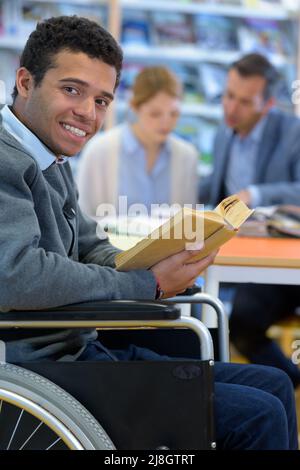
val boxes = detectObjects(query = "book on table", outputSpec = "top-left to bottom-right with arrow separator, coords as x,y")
115,195 -> 254,271
238,204 -> 300,239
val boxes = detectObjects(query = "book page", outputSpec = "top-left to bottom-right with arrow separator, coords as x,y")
214,195 -> 254,229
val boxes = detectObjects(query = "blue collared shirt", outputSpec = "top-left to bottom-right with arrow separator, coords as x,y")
118,123 -> 171,212
225,116 -> 268,207
0,105 -> 66,170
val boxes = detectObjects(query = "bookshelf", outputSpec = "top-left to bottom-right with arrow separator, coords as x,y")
0,0 -> 299,174
113,0 -> 300,175
119,0 -> 293,19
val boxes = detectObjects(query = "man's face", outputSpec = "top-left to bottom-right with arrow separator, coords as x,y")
15,50 -> 117,156
133,91 -> 181,145
222,68 -> 273,136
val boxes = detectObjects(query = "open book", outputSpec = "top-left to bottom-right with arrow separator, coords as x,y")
115,195 -> 254,271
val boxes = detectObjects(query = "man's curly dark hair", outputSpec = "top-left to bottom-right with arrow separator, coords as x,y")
12,15 -> 123,101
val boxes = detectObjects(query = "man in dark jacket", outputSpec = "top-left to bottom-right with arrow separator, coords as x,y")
199,53 -> 300,387
199,53 -> 300,208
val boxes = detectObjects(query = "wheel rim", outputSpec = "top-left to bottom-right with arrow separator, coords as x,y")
0,389 -> 84,450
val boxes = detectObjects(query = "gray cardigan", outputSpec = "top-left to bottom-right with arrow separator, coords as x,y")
0,118 -> 156,361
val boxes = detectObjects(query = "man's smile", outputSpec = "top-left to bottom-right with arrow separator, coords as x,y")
59,121 -> 91,141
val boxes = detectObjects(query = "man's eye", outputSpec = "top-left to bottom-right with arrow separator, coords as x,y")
96,98 -> 109,108
64,87 -> 78,95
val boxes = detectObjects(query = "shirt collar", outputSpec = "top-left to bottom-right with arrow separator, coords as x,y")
230,113 -> 268,144
0,105 -> 67,170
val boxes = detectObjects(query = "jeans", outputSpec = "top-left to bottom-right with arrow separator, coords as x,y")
78,341 -> 298,450
230,284 -> 300,388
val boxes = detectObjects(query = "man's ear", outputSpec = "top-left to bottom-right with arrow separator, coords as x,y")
15,67 -> 34,98
263,96 -> 276,114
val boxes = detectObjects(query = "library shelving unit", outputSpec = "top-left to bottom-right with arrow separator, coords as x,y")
0,0 -> 299,173
111,0 -> 300,174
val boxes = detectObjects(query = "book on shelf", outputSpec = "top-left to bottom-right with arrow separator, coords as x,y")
121,10 -> 151,47
175,116 -> 217,167
117,62 -> 144,100
198,63 -> 227,103
170,64 -> 203,104
0,50 -> 20,104
237,18 -> 292,56
194,14 -> 239,51
197,117 -> 219,166
175,115 -> 202,149
115,195 -> 254,271
19,2 -> 106,38
0,2 -> 3,36
151,11 -> 197,46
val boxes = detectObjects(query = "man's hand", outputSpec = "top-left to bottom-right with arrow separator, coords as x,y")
236,189 -> 252,206
151,249 -> 218,299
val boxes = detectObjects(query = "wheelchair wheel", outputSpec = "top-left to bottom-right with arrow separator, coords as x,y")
0,363 -> 115,450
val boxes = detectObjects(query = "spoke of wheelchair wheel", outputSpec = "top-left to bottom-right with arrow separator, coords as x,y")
19,421 -> 44,450
46,437 -> 62,450
7,409 -> 24,450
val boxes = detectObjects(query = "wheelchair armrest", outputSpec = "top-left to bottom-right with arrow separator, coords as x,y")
0,300 -> 180,322
0,301 -> 214,360
177,285 -> 202,297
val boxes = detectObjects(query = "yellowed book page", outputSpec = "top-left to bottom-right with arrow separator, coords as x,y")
109,234 -> 143,251
215,195 -> 254,228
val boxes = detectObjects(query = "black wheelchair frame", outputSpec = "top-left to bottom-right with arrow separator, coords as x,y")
0,292 -> 228,450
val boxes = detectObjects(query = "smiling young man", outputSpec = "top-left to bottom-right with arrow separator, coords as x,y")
12,51 -> 116,158
0,17 -> 298,450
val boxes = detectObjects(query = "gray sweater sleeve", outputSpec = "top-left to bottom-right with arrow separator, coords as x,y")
76,204 -> 122,268
0,147 -> 156,311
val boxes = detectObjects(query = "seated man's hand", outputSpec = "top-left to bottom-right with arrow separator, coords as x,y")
151,249 -> 218,299
236,189 -> 251,206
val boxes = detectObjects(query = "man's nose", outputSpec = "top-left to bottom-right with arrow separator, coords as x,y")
226,100 -> 239,115
74,99 -> 96,121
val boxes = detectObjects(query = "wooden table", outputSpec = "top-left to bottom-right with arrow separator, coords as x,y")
203,236 -> 300,327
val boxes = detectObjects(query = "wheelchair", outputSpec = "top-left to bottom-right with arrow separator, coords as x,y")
0,290 -> 228,450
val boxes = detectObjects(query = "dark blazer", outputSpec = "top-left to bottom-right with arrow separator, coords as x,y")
199,108 -> 300,207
